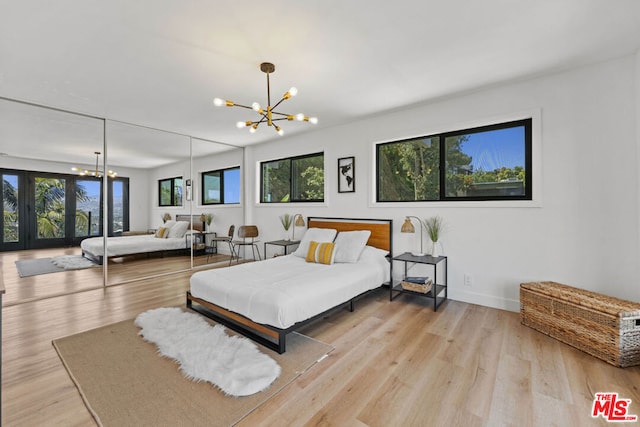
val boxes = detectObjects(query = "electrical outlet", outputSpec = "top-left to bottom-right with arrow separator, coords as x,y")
464,273 -> 473,287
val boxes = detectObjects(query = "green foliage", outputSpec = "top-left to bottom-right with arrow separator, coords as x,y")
3,178 -> 18,242
379,135 -> 525,199
262,154 -> 324,203
280,213 -> 293,230
200,212 -> 213,225
35,178 -> 66,238
299,165 -> 324,200
378,137 -> 443,201
424,215 -> 445,242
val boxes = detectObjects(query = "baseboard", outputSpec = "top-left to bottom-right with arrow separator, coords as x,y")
448,288 -> 520,313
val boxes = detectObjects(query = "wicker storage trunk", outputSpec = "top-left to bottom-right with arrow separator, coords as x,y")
520,281 -> 640,367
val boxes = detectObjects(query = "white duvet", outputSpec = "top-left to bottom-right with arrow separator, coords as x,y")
81,234 -> 188,258
189,246 -> 390,329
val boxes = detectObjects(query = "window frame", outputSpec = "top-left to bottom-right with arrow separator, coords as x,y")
158,176 -> 183,207
376,118 -> 532,203
200,166 -> 241,205
260,151 -> 325,204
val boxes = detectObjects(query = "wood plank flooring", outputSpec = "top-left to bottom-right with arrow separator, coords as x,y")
1,247 -> 230,306
2,264 -> 640,426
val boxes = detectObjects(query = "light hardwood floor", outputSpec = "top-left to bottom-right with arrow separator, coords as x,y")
2,266 -> 639,426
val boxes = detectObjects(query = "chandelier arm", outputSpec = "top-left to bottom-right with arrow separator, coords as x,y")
270,97 -> 289,111
270,111 -> 292,117
229,103 -> 255,110
269,117 -> 291,122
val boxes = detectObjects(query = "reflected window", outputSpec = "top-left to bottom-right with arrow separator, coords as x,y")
201,166 -> 240,205
75,179 -> 101,237
159,176 -> 183,206
2,174 -> 19,243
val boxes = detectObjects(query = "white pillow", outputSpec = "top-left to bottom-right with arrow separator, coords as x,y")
357,245 -> 389,263
167,221 -> 189,238
333,230 -> 371,263
163,220 -> 177,230
293,228 -> 338,258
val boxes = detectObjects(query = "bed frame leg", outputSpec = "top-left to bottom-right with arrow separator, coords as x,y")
349,299 -> 354,312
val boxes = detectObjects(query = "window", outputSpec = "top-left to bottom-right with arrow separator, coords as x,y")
159,177 -> 183,206
261,152 -> 324,203
377,119 -> 532,202
201,166 -> 240,205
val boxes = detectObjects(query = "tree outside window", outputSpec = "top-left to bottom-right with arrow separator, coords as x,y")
261,152 -> 324,203
377,119 -> 531,202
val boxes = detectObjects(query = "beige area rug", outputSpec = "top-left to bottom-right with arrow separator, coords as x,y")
53,316 -> 333,427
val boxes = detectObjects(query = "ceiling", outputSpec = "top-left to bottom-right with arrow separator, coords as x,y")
1,0 -> 640,168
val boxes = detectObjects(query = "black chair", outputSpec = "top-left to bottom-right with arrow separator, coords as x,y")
231,225 -> 261,263
208,225 -> 236,264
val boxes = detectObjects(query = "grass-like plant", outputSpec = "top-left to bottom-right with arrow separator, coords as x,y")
424,215 -> 445,242
280,213 -> 293,230
200,213 -> 213,226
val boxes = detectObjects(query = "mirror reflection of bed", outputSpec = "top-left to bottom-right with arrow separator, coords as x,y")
0,97 -> 245,306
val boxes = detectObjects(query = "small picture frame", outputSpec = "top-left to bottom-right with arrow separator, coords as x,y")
338,156 -> 355,193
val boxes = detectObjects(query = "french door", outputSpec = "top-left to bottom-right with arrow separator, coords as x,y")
1,169 -> 128,252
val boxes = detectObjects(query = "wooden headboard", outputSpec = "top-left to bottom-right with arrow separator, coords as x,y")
307,217 -> 392,253
175,214 -> 205,232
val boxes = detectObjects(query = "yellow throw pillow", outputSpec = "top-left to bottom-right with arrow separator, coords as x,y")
305,240 -> 335,265
306,241 -> 319,262
155,227 -> 168,238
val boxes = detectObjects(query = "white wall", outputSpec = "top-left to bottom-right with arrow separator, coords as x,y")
246,52 -> 640,310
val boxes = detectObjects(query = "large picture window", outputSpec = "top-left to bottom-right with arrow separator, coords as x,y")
377,119 -> 532,202
261,152 -> 324,203
201,166 -> 240,205
158,176 -> 183,207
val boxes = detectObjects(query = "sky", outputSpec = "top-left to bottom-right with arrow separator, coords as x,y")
461,126 -> 525,171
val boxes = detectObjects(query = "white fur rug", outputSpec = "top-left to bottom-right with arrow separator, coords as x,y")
135,307 -> 281,397
50,255 -> 96,270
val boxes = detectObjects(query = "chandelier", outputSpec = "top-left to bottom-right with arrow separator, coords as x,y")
213,62 -> 318,136
71,151 -> 117,178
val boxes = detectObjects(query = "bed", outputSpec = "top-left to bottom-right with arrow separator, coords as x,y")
81,214 -> 204,265
187,217 -> 393,353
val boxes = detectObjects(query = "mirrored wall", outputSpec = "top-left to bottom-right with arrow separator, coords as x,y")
0,96 -> 244,305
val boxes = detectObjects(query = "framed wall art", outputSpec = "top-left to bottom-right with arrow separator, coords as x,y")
338,156 -> 355,193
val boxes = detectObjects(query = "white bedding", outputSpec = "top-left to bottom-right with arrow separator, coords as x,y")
81,234 -> 188,258
189,246 -> 390,329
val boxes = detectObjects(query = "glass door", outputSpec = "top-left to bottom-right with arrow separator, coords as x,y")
30,175 -> 68,248
1,173 -> 22,250
75,178 -> 102,239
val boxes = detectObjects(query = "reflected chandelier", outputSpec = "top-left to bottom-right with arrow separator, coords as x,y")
213,62 -> 318,136
71,151 -> 117,178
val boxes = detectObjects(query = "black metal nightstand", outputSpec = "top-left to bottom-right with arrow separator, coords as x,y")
391,252 -> 448,311
264,240 -> 300,257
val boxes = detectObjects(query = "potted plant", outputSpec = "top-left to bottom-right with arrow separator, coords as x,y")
200,213 -> 213,231
424,215 -> 445,257
280,213 -> 293,241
